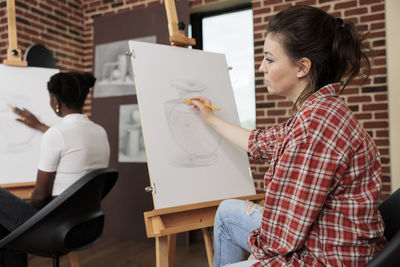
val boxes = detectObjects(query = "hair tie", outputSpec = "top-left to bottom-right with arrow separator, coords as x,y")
335,18 -> 344,27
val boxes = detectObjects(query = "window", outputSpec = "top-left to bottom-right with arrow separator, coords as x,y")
191,4 -> 256,129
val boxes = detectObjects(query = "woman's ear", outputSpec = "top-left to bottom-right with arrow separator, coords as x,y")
296,57 -> 311,78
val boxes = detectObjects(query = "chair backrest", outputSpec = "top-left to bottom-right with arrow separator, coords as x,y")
366,187 -> 400,267
0,168 -> 118,257
379,188 -> 400,240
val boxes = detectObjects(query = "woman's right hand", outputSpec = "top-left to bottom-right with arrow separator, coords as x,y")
185,96 -> 252,152
187,96 -> 216,124
13,107 -> 49,132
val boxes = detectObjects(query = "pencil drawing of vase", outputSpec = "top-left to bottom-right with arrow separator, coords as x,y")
165,79 -> 221,167
0,97 -> 36,153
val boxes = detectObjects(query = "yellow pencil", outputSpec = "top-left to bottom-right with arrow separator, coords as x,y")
9,104 -> 25,121
183,98 -> 221,111
8,104 -> 15,111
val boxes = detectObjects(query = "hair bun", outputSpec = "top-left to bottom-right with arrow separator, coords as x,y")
80,72 -> 96,88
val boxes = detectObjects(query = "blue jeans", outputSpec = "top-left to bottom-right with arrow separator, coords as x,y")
213,199 -> 263,267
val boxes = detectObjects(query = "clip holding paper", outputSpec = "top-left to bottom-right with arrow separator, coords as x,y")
248,167 -> 253,178
126,50 -> 134,58
145,183 -> 156,194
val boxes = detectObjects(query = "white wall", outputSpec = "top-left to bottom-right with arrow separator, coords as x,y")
385,1 -> 400,192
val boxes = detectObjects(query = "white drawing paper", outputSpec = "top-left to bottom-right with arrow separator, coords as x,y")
0,65 -> 61,184
129,41 -> 256,209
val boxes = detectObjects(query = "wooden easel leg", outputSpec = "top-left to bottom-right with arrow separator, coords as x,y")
156,236 -> 169,267
168,234 -> 177,267
202,228 -> 213,267
68,252 -> 80,267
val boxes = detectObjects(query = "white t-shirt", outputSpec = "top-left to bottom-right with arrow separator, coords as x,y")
38,114 -> 110,195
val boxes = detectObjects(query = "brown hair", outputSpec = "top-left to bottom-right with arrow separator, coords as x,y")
266,5 -> 370,108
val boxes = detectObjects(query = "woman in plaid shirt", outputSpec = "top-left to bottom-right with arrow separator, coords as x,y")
189,5 -> 387,267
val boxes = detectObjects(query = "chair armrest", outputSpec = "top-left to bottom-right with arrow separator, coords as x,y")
366,231 -> 400,267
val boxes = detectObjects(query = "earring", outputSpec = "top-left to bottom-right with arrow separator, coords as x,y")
56,106 -> 60,113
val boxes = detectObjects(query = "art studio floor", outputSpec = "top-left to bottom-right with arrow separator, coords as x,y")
28,237 -> 208,267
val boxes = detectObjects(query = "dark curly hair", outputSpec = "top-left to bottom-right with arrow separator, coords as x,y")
47,72 -> 96,109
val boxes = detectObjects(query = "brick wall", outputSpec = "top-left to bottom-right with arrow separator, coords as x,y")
0,0 -> 85,71
0,0 -> 390,198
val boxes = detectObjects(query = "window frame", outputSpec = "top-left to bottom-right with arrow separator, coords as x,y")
190,2 -> 253,51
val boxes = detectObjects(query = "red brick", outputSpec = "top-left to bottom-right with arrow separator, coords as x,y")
345,8 -> 368,16
374,139 -> 389,146
254,7 -> 271,15
266,95 -> 285,100
367,31 -> 386,39
360,0 -> 384,6
373,58 -> 386,65
264,0 -> 282,5
371,22 -> 385,30
371,4 -> 384,12
347,96 -> 371,103
267,109 -> 286,116
335,1 -> 357,10
296,0 -> 317,5
362,103 -> 388,111
375,112 -> 388,119
341,87 -> 359,95
355,113 -> 372,120
39,3 -> 53,12
379,148 -> 389,155
253,17 -> 262,24
369,68 -> 387,75
374,94 -> 387,101
257,118 -> 276,124
273,3 -> 291,12
363,121 -> 388,128
256,110 -> 265,116
360,13 -> 385,23
376,130 -> 389,137
278,101 -> 293,107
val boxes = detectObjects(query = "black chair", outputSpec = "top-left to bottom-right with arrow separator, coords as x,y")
366,188 -> 400,267
0,168 -> 118,267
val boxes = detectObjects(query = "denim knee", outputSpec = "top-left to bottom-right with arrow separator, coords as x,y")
217,199 -> 240,217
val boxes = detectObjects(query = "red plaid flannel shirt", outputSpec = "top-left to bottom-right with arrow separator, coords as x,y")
247,83 -> 386,266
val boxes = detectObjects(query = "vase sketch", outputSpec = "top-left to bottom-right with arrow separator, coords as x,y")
165,79 -> 221,167
0,98 -> 36,152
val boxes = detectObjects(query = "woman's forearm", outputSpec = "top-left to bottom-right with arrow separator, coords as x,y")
30,190 -> 52,209
31,170 -> 56,209
206,115 -> 251,152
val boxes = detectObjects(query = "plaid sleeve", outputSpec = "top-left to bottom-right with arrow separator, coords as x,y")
248,138 -> 343,259
248,124 -> 284,161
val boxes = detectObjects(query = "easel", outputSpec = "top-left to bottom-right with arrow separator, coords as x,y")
1,182 -> 35,199
1,0 -> 79,265
3,0 -> 27,66
143,1 -> 265,266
